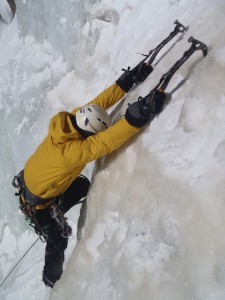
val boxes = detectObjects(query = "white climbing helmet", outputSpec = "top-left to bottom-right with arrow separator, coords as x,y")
76,104 -> 111,135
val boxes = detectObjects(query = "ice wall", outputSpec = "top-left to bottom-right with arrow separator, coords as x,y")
1,0 -> 225,299
0,0 -> 99,285
15,0 -> 99,69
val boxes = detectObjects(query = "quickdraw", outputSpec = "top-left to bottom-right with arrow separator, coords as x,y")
49,205 -> 72,238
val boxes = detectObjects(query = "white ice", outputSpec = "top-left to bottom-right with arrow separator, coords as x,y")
0,0 -> 225,299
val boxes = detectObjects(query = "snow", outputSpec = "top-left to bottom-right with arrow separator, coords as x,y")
0,0 -> 225,299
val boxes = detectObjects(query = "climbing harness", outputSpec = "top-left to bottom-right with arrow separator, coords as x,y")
12,171 -> 72,241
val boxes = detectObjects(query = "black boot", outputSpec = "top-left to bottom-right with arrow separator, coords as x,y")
42,250 -> 65,288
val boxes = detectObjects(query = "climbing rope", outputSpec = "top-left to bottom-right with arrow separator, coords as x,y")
0,233 -> 77,288
0,237 -> 40,288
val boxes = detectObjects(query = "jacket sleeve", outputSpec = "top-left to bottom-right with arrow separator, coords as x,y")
70,83 -> 125,114
65,118 -> 141,166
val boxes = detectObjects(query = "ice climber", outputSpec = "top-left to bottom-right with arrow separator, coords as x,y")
13,63 -> 166,288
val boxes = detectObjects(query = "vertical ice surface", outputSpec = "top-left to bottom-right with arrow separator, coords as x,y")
15,0 -> 100,68
0,0 -> 225,299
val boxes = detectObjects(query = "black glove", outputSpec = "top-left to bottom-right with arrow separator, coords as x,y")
143,90 -> 166,115
125,90 -> 166,127
132,63 -> 153,83
116,63 -> 153,93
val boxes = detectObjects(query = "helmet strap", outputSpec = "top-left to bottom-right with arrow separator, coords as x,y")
69,114 -> 95,139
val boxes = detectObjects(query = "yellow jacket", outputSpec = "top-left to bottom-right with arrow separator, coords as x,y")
24,83 -> 140,199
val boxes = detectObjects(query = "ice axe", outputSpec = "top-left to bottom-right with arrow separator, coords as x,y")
143,36 -> 208,112
154,36 -> 208,93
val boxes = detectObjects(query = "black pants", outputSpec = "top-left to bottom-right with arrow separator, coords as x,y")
35,174 -> 90,286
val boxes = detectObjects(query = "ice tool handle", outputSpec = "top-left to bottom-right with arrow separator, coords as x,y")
132,20 -> 188,81
155,36 -> 208,92
146,20 -> 189,66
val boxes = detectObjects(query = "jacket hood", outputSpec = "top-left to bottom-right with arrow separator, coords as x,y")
48,112 -> 81,144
